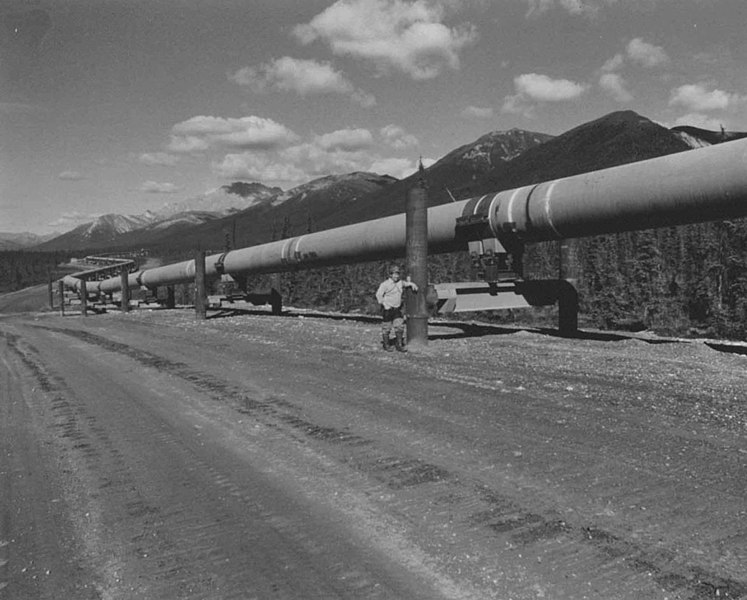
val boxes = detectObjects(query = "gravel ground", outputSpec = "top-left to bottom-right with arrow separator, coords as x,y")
1,301 -> 746,599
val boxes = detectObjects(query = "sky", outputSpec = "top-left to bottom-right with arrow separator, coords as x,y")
1,0 -> 745,235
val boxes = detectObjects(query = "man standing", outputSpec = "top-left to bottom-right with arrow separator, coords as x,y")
376,265 -> 418,352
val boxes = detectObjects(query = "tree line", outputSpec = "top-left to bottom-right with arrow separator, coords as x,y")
3,217 -> 747,340
0,250 -> 74,294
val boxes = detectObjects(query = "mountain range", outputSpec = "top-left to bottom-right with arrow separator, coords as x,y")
21,111 -> 747,254
0,231 -> 60,250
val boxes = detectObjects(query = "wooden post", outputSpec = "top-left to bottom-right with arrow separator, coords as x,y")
194,249 -> 207,320
48,279 -> 54,309
120,265 -> 131,312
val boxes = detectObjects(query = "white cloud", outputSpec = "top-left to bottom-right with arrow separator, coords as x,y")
166,135 -> 210,154
169,115 -> 298,153
599,73 -> 633,102
213,153 -> 310,186
460,105 -> 494,119
601,53 -> 624,73
281,142 -> 369,177
47,211 -> 96,231
524,0 -> 604,18
350,89 -> 377,108
229,57 -> 376,107
211,125 -> 423,189
213,142 -> 369,189
58,170 -> 84,181
669,83 -> 742,112
501,74 -> 586,118
597,38 -> 669,100
380,124 -> 420,148
315,128 -> 374,151
514,73 -> 587,101
501,94 -> 534,118
368,157 -> 421,179
601,38 -> 669,76
139,181 -> 180,194
626,38 -> 669,68
139,152 -> 179,166
293,0 -> 478,80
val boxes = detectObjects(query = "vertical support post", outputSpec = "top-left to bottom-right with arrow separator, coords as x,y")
559,238 -> 578,281
58,280 -> 65,316
558,281 -> 579,336
558,239 -> 579,336
194,249 -> 207,320
48,278 -> 54,309
270,273 -> 282,316
165,286 -> 176,309
120,265 -> 131,313
405,167 -> 429,348
79,280 -> 88,317
270,288 -> 282,316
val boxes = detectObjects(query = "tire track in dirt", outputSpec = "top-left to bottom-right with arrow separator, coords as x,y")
9,325 -> 455,600
32,324 -> 747,600
0,330 -> 102,599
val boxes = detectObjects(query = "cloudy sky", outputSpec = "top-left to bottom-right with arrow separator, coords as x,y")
1,0 -> 745,234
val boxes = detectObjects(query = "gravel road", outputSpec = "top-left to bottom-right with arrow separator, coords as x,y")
1,306 -> 745,599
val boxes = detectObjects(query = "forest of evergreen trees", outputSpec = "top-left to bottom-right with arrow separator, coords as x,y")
3,217 -> 747,341
238,218 -> 747,340
0,250 -> 75,294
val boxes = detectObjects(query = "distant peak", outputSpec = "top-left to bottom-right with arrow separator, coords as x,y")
594,110 -> 652,125
221,181 -> 281,198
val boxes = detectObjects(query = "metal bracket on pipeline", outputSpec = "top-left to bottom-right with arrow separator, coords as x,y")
454,214 -> 521,286
214,252 -> 229,275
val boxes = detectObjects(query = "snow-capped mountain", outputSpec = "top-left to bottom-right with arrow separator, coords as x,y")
0,231 -> 60,250
670,125 -> 747,149
435,128 -> 555,172
154,182 -> 281,218
35,182 -> 281,250
270,172 -> 397,207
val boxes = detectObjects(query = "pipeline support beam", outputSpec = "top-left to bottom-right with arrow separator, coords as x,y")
194,250 -> 207,320
165,286 -> 176,309
58,280 -> 65,316
79,282 -> 88,317
120,265 -> 131,313
60,140 -> 747,332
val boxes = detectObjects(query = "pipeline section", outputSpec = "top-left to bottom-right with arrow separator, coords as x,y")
65,138 -> 747,296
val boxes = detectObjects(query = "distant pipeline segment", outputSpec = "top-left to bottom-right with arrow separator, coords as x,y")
65,138 -> 747,296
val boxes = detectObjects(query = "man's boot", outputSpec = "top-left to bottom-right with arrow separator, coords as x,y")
395,331 -> 408,352
382,333 -> 393,351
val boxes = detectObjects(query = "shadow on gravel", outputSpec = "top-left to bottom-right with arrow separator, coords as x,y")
205,306 -> 381,324
704,342 -> 747,356
428,322 -> 684,345
199,305 -> 747,353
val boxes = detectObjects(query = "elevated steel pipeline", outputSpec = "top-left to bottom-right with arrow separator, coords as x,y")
67,138 -> 747,295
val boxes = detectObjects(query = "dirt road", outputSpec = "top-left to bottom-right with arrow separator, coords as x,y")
1,307 -> 745,599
